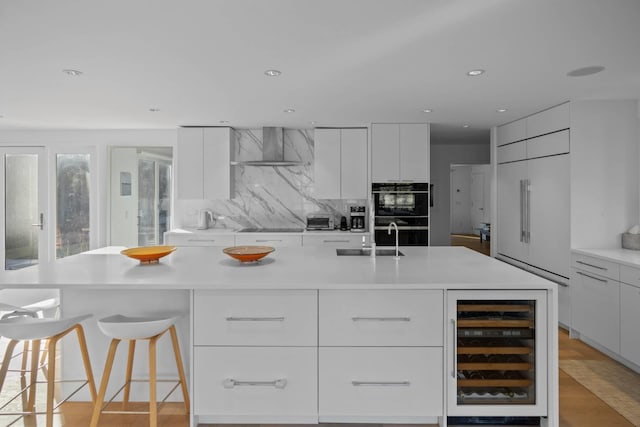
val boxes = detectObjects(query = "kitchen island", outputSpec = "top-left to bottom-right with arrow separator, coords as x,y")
0,246 -> 558,427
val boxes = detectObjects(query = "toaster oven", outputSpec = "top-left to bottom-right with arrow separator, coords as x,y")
306,214 -> 335,230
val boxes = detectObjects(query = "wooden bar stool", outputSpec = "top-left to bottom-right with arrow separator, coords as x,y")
89,314 -> 189,427
0,313 -> 97,427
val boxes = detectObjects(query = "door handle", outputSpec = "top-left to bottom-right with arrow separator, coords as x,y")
519,180 -> 524,242
31,213 -> 44,230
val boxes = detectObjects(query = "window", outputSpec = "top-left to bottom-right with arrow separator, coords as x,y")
56,154 -> 90,258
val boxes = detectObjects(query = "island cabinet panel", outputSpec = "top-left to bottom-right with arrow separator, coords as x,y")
194,346 -> 317,420
319,290 -> 443,346
318,347 -> 443,419
193,290 -> 317,346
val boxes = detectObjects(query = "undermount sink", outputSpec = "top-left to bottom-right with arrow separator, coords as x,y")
336,248 -> 404,256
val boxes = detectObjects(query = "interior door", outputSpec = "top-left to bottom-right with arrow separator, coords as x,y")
497,160 -> 528,263
0,147 -> 48,270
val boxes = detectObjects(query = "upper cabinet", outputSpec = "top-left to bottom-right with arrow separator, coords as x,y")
497,103 -> 570,146
177,127 -> 233,200
314,128 -> 368,199
371,123 -> 429,182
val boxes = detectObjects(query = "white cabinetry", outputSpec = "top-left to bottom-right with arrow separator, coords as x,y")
193,290 -> 318,423
318,290 -> 443,422
371,123 -> 429,182
497,130 -> 570,282
571,254 -> 621,353
177,127 -> 233,200
621,279 -> 640,366
164,231 -> 235,247
302,233 -> 369,247
314,128 -> 367,199
235,233 -> 302,247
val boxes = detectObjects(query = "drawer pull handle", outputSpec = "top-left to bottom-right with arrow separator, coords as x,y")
576,271 -> 608,283
225,316 -> 285,322
351,380 -> 410,387
187,239 -> 217,242
351,316 -> 411,322
324,240 -> 350,243
576,260 -> 608,271
256,239 -> 283,243
223,378 -> 287,389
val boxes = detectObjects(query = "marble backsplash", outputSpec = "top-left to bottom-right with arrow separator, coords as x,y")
174,128 -> 367,230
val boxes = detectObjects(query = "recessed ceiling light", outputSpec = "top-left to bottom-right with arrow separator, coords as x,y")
264,69 -> 282,77
463,124 -> 470,128
219,120 -> 229,124
567,65 -> 605,77
311,121 -> 316,125
149,108 -> 160,112
63,69 -> 83,76
497,108 -> 508,113
422,109 -> 433,113
466,69 -> 485,76
284,108 -> 295,113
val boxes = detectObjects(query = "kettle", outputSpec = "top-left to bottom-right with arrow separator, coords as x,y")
197,209 -> 216,230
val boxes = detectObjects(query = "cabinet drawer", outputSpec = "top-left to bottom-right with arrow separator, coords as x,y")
526,130 -> 569,159
164,232 -> 235,247
193,290 -> 317,346
319,347 -> 443,418
571,254 -> 620,281
497,141 -> 526,164
235,234 -> 302,247
620,264 -> 640,288
319,290 -> 443,346
194,347 -> 317,418
302,234 -> 369,247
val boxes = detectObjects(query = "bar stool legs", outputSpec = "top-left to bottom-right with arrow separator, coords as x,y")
0,315 -> 96,427
90,322 -> 189,427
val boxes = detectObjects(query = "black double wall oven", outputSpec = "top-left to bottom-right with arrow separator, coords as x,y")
372,182 -> 429,246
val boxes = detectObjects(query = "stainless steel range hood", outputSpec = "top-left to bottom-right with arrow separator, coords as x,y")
231,127 -> 305,166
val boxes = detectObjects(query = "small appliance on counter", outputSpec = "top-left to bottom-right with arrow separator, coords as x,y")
340,216 -> 348,231
306,214 -> 335,231
197,209 -> 216,230
349,206 -> 366,232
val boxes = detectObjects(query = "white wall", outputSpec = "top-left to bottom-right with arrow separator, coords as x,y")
450,165 -> 472,234
570,100 -> 639,248
430,143 -> 490,246
0,129 -> 177,251
109,148 -> 138,247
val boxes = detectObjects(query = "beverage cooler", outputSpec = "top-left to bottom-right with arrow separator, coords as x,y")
447,290 -> 548,419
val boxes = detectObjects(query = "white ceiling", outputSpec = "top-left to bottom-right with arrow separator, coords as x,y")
1,0 -> 639,144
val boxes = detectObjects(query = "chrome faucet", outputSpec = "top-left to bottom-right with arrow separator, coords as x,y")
387,222 -> 400,259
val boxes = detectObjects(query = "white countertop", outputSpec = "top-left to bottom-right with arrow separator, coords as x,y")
573,247 -> 640,268
0,246 -> 553,291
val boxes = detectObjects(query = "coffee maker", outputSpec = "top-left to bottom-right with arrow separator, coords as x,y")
349,206 -> 366,232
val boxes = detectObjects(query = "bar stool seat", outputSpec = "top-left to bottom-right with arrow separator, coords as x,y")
0,314 -> 96,427
90,314 -> 189,427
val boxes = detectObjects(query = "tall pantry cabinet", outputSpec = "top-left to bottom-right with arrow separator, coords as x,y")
496,104 -> 571,325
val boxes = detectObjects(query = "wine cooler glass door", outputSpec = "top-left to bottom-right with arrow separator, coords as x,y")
447,290 -> 548,417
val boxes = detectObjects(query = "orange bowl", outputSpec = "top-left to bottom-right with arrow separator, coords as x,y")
223,246 -> 275,263
121,246 -> 177,264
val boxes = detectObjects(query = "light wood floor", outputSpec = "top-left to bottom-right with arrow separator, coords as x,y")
450,233 -> 491,256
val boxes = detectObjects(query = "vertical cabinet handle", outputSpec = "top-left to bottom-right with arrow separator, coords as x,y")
519,180 -> 524,242
451,318 -> 457,379
526,179 -> 531,243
